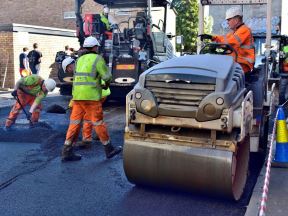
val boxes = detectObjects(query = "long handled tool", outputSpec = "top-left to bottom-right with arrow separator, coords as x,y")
14,95 -> 33,126
13,95 -> 52,129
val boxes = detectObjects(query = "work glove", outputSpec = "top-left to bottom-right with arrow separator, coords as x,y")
26,112 -> 32,121
198,34 -> 213,41
11,90 -> 17,97
68,99 -> 74,109
101,81 -> 110,90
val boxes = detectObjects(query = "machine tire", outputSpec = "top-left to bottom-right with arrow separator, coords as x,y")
59,84 -> 72,96
259,111 -> 269,155
124,133 -> 250,200
58,67 -> 73,83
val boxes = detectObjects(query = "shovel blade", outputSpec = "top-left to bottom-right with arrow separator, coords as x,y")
29,122 -> 53,130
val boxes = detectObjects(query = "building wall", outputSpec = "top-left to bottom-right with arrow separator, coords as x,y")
0,0 -> 102,30
0,32 -> 14,88
0,26 -> 79,89
281,0 -> 288,35
209,1 -> 282,34
12,32 -> 80,84
0,0 -> 140,30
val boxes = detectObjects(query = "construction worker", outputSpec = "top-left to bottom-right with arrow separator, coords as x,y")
279,45 -> 288,104
199,6 -> 255,74
4,75 -> 56,131
62,56 -> 111,148
61,36 -> 121,162
100,5 -> 111,31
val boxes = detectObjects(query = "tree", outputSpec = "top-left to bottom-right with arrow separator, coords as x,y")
172,0 -> 199,53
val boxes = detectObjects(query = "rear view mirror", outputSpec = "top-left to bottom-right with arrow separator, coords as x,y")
166,33 -> 175,39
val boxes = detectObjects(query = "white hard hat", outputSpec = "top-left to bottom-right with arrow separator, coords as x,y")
103,5 -> 109,14
62,57 -> 75,72
225,6 -> 243,20
83,36 -> 100,48
44,78 -> 56,92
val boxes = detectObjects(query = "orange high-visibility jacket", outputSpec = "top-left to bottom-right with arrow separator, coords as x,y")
213,24 -> 255,73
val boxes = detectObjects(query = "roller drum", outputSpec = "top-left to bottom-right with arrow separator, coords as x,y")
123,137 -> 249,200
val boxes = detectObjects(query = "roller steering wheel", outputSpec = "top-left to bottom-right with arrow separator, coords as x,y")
200,42 -> 238,62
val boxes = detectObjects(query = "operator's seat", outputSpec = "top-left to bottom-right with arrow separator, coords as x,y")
134,12 -> 147,40
245,65 -> 265,114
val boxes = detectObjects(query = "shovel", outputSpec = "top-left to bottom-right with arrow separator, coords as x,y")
14,95 -> 52,129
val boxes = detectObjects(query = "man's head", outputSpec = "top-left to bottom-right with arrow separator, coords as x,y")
33,43 -> 38,49
62,57 -> 75,73
103,5 -> 109,16
23,47 -> 29,53
65,45 -> 69,51
225,7 -> 243,31
43,78 -> 56,92
83,36 -> 100,52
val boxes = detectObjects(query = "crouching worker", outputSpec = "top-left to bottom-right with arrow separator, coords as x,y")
4,75 -> 56,131
61,36 -> 121,162
62,57 -> 111,149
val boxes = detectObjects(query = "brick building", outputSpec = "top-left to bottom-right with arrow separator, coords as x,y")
0,0 -> 104,29
0,0 -> 104,89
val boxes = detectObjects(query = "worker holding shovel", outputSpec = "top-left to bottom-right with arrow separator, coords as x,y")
3,74 -> 56,131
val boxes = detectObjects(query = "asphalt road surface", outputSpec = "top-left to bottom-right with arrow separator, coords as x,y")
0,96 -> 264,216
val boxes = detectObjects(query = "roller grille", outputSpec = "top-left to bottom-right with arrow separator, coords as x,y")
145,80 -> 216,108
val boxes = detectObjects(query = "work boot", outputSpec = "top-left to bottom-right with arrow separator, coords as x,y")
61,145 -> 82,162
104,142 -> 122,159
73,140 -> 92,150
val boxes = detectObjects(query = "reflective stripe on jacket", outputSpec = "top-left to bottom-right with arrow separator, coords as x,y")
73,53 -> 111,101
213,24 -> 255,73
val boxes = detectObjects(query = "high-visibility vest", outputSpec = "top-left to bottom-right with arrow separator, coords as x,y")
100,14 -> 110,31
213,24 -> 255,73
73,53 -> 111,101
283,45 -> 288,72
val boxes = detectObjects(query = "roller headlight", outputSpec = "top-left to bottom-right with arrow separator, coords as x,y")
135,92 -> 142,99
141,99 -> 153,112
216,97 -> 224,105
203,103 -> 216,116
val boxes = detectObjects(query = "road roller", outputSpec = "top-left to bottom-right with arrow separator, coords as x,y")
123,44 -> 276,200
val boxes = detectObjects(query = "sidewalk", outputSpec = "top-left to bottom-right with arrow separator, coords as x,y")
245,145 -> 288,216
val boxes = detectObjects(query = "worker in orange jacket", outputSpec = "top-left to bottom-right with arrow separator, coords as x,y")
4,75 -> 56,131
199,6 -> 255,73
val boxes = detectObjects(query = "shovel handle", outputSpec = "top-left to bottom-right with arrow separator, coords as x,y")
13,95 -> 33,126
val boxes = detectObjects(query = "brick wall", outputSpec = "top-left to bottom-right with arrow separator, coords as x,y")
0,0 -> 104,30
0,0 -> 135,30
0,32 -> 14,88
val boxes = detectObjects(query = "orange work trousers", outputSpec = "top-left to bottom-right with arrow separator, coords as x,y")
82,97 -> 107,141
5,90 -> 42,127
65,100 -> 109,146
